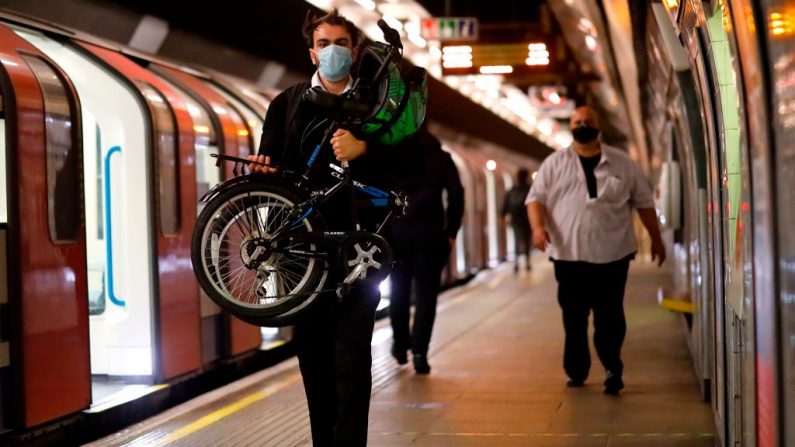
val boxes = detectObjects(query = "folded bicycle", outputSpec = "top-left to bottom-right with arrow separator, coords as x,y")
190,21 -> 426,326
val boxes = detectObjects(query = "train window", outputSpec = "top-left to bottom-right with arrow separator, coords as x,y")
136,82 -> 180,236
209,83 -> 263,150
152,73 -> 221,206
21,54 -> 80,243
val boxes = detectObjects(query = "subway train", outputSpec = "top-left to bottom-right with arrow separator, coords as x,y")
0,11 -> 535,438
643,1 -> 794,446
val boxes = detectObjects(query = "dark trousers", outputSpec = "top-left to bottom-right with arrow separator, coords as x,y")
511,224 -> 531,268
389,239 -> 449,355
552,256 -> 632,382
294,283 -> 380,447
511,225 -> 532,259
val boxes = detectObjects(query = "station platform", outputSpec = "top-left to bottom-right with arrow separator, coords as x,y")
85,258 -> 715,447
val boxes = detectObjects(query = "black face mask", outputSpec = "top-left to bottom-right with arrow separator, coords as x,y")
572,125 -> 600,144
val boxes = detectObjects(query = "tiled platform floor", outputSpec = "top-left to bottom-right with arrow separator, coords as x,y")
87,258 -> 715,447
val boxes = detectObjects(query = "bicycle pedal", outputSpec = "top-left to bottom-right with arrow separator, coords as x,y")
336,283 -> 350,300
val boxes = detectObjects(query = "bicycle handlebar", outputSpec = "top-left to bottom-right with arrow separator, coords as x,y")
211,153 -> 271,167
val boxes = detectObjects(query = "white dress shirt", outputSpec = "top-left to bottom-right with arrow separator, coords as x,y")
311,71 -> 353,93
525,145 -> 654,264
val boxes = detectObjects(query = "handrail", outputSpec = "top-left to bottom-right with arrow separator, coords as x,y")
104,145 -> 125,307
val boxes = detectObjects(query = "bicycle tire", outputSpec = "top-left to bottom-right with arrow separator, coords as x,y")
191,180 -> 327,323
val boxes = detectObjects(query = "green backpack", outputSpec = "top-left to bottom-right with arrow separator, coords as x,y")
352,42 -> 427,145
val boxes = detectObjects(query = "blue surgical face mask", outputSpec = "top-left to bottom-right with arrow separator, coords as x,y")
316,44 -> 352,82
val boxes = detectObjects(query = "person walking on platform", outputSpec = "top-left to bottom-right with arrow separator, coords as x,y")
248,9 -> 418,446
526,106 -> 666,395
502,168 -> 533,273
388,129 -> 464,374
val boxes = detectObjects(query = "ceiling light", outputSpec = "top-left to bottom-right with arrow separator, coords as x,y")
479,65 -> 513,74
354,0 -> 376,11
486,160 -> 497,171
443,45 -> 472,54
585,35 -> 597,50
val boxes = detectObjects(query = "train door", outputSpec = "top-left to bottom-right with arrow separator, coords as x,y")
491,162 -> 508,264
484,159 -> 500,267
0,24 -> 90,427
151,65 -> 262,356
502,171 -> 515,262
11,29 -> 164,404
681,3 -> 730,441
151,75 -> 226,365
75,43 -> 202,383
753,0 -> 795,445
0,51 -> 7,432
445,146 -> 473,278
14,31 -> 163,402
705,4 -> 756,446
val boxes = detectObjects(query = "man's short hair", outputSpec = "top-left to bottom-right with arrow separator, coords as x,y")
303,9 -> 361,48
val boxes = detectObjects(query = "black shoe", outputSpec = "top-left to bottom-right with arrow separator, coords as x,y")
413,354 -> 431,374
604,374 -> 624,395
566,378 -> 585,388
391,345 -> 408,365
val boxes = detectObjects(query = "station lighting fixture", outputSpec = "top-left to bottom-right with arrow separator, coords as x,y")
479,65 -> 513,74
486,160 -> 497,171
770,11 -> 793,36
526,43 -> 549,66
662,0 -> 679,11
585,35 -> 597,50
354,0 -> 376,11
442,45 -> 473,68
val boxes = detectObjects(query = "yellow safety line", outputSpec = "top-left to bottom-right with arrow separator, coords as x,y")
659,297 -> 695,314
159,372 -> 302,444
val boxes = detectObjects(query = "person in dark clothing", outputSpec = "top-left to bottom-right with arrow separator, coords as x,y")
248,10 -> 418,446
502,168 -> 533,273
387,129 -> 464,374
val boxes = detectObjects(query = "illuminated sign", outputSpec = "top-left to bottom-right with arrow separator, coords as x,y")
421,17 -> 478,41
440,42 -> 552,76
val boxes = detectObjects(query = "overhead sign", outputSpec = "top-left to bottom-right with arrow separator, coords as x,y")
440,42 -> 553,76
420,17 -> 478,41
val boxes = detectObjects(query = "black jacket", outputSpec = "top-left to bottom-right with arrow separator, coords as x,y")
258,81 -> 420,230
388,130 -> 464,248
502,184 -> 531,228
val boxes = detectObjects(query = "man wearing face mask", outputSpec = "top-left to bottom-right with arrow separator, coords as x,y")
526,106 -> 666,396
247,9 -> 419,447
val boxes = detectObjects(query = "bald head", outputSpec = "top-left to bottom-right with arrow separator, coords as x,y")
570,106 -> 600,130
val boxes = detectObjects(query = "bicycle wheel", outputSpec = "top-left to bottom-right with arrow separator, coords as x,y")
192,180 -> 327,322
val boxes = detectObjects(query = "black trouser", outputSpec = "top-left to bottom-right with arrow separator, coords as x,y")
511,224 -> 531,265
389,237 -> 450,356
552,255 -> 632,382
294,282 -> 380,447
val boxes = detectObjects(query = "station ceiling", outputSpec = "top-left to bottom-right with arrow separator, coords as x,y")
0,0 -> 646,166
